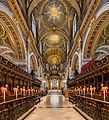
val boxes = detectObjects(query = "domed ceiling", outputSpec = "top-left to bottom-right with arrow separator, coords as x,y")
28,0 -> 80,79
41,0 -> 68,28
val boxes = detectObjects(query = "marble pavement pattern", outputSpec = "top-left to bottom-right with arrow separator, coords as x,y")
25,95 -> 85,120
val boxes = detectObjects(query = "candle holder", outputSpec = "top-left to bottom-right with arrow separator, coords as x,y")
13,87 -> 19,99
90,85 -> 93,98
20,88 -> 23,94
1,87 -> 8,102
102,85 -> 108,101
83,86 -> 86,96
87,87 -> 89,93
22,88 -> 26,97
93,87 -> 96,94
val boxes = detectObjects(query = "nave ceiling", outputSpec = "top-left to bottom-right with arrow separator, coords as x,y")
0,0 -> 92,81
28,0 -> 81,79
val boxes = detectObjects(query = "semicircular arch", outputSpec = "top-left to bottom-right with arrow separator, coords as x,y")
0,3 -> 26,61
71,52 -> 79,72
83,4 -> 109,59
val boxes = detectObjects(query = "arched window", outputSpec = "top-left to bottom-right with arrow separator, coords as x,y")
46,64 -> 49,71
32,14 -> 36,38
73,15 -> 77,37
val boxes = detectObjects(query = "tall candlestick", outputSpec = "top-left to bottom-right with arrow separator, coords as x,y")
83,88 -> 85,96
103,90 -> 106,101
4,91 -> 6,102
20,88 -> 21,93
91,90 -> 93,97
1,87 -> 7,102
94,87 -> 96,94
16,91 -> 18,99
23,87 -> 25,97
79,89 -> 80,95
87,87 -> 89,93
13,88 -> 18,99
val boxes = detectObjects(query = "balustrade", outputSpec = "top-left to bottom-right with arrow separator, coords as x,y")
69,95 -> 109,120
0,55 -> 45,119
0,96 -> 40,120
68,55 -> 109,119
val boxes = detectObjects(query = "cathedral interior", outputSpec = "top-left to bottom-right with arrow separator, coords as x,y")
0,0 -> 109,120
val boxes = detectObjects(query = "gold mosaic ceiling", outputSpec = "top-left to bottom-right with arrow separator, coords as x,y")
37,0 -> 71,65
41,0 -> 68,28
40,30 -> 68,47
29,0 -> 80,73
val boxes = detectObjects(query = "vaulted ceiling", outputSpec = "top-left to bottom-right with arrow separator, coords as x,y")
15,0 -> 91,79
28,0 -> 81,78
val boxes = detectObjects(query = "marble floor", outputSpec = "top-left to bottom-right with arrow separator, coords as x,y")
25,94 -> 85,120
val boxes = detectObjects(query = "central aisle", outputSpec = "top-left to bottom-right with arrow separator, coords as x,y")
25,94 -> 85,120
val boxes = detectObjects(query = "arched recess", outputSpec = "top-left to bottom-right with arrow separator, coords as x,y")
29,53 -> 38,76
94,24 -> 109,60
83,3 -> 109,59
28,0 -> 80,19
0,3 -> 26,63
71,52 -> 79,73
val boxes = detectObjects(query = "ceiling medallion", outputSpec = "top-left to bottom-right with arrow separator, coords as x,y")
40,30 -> 68,47
49,34 -> 59,44
41,0 -> 68,29
43,47 -> 65,65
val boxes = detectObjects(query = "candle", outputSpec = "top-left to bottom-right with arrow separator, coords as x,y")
13,88 -> 19,99
23,86 -> 25,97
4,91 -> 6,102
16,91 -> 18,99
87,87 -> 89,93
79,88 -> 80,95
93,87 -> 96,94
1,87 -> 7,102
20,88 -> 23,94
23,88 -> 25,97
103,90 -> 106,101
102,86 -> 108,101
90,85 -> 93,98
28,89 -> 30,96
83,87 -> 86,96
91,89 -> 93,97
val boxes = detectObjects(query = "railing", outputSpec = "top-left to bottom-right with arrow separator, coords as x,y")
67,55 -> 109,85
0,95 -> 41,120
69,95 -> 109,120
0,55 -> 42,86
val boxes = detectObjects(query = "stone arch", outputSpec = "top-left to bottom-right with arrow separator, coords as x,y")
83,3 -> 109,59
29,53 -> 38,74
71,52 -> 79,72
0,3 -> 26,62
